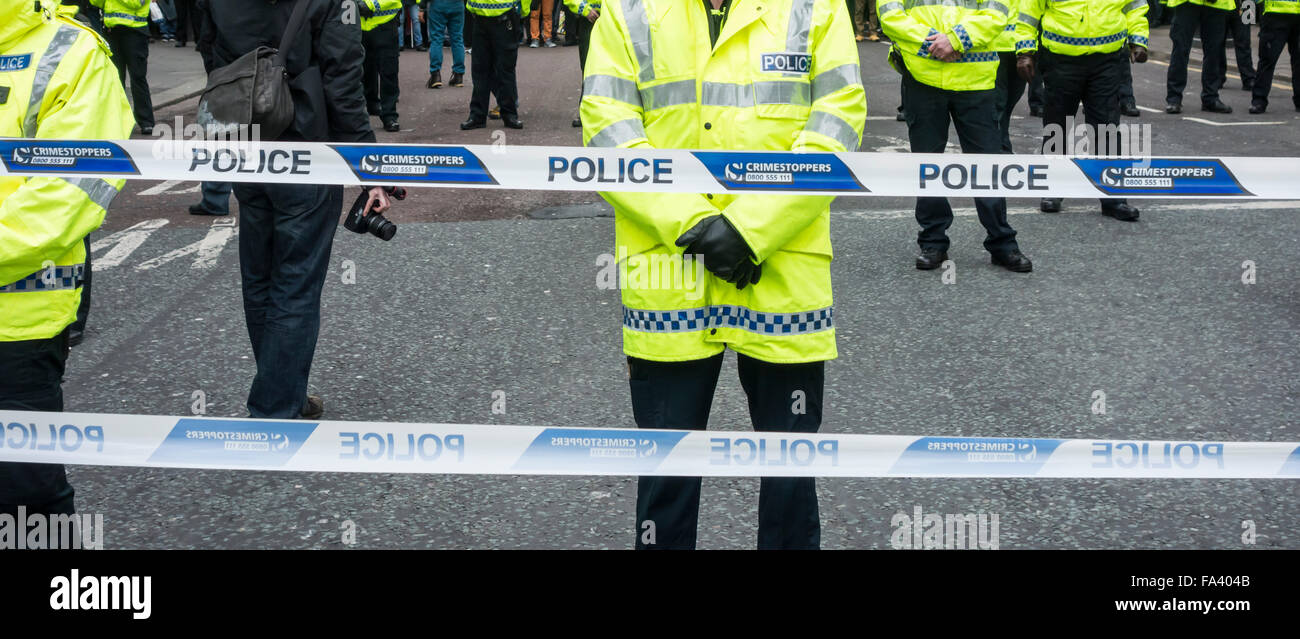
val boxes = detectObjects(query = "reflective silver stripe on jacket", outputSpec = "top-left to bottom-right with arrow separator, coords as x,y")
879,1 -> 905,13
587,118 -> 648,147
811,63 -> 862,101
583,74 -> 643,107
624,0 -> 656,83
1018,12 -> 1039,28
804,111 -> 859,151
904,0 -> 981,9
640,79 -> 697,111
1123,0 -> 1146,12
24,24 -> 82,137
985,0 -> 1010,16
65,177 -> 120,211
0,264 -> 85,293
701,81 -> 812,107
786,0 -> 815,52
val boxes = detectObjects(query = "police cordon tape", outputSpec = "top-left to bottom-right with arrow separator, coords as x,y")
2,410 -> 1298,478
3,138 -> 1300,199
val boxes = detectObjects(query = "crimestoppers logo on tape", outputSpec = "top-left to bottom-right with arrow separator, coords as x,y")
330,144 -> 498,184
693,151 -> 867,192
0,140 -> 138,175
1280,445 -> 1300,477
888,437 -> 1063,476
147,418 -> 317,467
512,428 -> 687,473
1072,158 -> 1253,196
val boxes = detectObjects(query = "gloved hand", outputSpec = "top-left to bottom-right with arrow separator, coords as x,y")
1016,54 -> 1036,83
1130,45 -> 1148,64
675,215 -> 762,290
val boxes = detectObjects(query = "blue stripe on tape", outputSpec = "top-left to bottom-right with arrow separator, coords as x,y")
147,418 -> 318,467
512,428 -> 688,473
889,437 -> 1063,476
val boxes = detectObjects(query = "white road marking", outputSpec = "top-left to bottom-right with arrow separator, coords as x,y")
137,180 -> 201,196
135,217 -> 237,271
90,218 -> 169,269
1182,116 -> 1286,126
1137,105 -> 1163,113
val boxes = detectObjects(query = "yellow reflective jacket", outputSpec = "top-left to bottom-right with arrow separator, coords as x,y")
878,0 -> 1013,91
1016,0 -> 1150,56
991,0 -> 1021,52
581,0 -> 865,364
468,0 -> 533,17
89,0 -> 152,29
0,1 -> 134,342
1265,0 -> 1300,14
564,0 -> 602,18
1167,0 -> 1234,9
361,0 -> 404,30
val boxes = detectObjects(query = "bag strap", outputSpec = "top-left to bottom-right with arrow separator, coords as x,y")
274,0 -> 315,68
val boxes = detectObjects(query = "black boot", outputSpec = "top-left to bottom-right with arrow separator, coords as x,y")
428,71 -> 442,89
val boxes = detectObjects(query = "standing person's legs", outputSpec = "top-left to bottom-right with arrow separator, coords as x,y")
1118,49 -> 1135,108
1028,67 -> 1044,113
1084,51 -> 1135,212
198,181 -> 233,214
1040,48 -> 1086,209
950,87 -> 1019,255
234,184 -> 276,379
630,352 -> 723,550
540,0 -> 554,43
1288,16 -> 1300,108
1230,4 -> 1255,86
1166,2 -> 1199,106
107,26 -> 154,131
737,353 -> 824,550
902,72 -> 955,253
362,28 -> 382,113
429,5 -> 449,75
447,4 -> 465,75
1251,13 -> 1289,109
375,20 -> 402,121
995,51 -> 1027,154
412,5 -> 424,48
469,15 -> 493,120
496,12 -> 521,118
174,0 -> 189,44
0,330 -> 76,517
1199,6 -> 1230,104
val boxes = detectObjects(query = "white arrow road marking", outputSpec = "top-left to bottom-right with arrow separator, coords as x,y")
135,217 -> 237,271
90,218 -> 169,269
137,180 -> 201,196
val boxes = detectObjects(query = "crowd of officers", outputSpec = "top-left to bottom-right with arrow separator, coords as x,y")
1,0 -> 1298,549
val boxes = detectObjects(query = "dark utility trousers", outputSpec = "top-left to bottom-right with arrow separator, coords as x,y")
631,352 -> 824,550
470,10 -> 521,120
1253,13 -> 1300,109
1223,4 -> 1256,86
901,71 -> 1018,255
233,183 -> 342,419
1040,48 -> 1130,211
104,25 -> 154,130
0,329 -> 76,516
363,19 -> 401,121
1167,3 -> 1230,106
995,52 -> 1029,153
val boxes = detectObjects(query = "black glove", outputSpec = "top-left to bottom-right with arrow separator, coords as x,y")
1130,45 -> 1148,64
675,215 -> 762,290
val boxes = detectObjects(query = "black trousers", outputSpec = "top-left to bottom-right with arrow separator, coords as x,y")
104,25 -> 154,130
1041,48 -> 1130,211
1167,2 -> 1229,105
901,70 -> 1018,254
0,329 -> 76,516
174,0 -> 199,44
631,352 -> 823,550
995,52 -> 1028,154
1027,67 -> 1044,110
575,10 -> 593,114
1118,49 -> 1135,106
362,19 -> 401,121
470,11 -> 521,120
71,235 -> 91,336
1252,12 -> 1300,109
1223,3 -> 1256,85
232,183 -> 342,418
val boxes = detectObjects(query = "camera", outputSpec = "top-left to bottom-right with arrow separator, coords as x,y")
343,186 -> 405,241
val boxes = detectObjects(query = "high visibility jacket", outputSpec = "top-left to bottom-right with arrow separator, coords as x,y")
89,0 -> 152,29
0,1 -> 133,342
360,0 -> 404,30
1167,0 -> 1234,9
1016,0 -> 1150,56
878,0 -> 1014,91
581,0 -> 865,364
1265,0 -> 1300,14
991,0 -> 1021,52
563,0 -> 601,19
467,0 -> 533,18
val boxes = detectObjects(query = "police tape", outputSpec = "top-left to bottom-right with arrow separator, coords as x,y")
2,138 -> 1300,199
1,410 -> 1298,478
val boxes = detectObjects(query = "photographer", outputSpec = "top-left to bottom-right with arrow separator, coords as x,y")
198,0 -> 393,419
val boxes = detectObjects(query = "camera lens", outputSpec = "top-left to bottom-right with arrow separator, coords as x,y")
369,214 -> 397,241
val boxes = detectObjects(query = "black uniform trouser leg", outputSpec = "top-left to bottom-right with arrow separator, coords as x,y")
362,20 -> 401,120
1042,49 -> 1129,211
1027,69 -> 1044,110
1226,6 -> 1255,84
903,71 -> 1018,255
0,330 -> 75,516
1252,13 -> 1300,109
1118,50 -> 1135,106
574,12 -> 592,113
470,12 -> 520,120
1167,4 -> 1230,105
630,353 -> 824,550
995,52 -> 1028,154
106,26 -> 154,130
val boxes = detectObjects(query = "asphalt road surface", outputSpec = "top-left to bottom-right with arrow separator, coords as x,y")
60,39 -> 1299,549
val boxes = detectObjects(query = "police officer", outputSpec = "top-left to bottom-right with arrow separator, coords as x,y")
0,0 -> 133,516
1018,0 -> 1148,221
1165,0 -> 1236,113
1249,0 -> 1300,113
563,0 -> 599,127
881,0 -> 1032,272
361,0 -> 404,132
462,0 -> 531,130
1224,0 -> 1257,91
90,0 -> 154,133
995,0 -> 1028,152
583,0 -> 865,549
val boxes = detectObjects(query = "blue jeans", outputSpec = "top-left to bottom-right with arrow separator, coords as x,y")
233,183 -> 341,418
200,181 -> 232,214
427,0 -> 465,74
397,4 -> 424,48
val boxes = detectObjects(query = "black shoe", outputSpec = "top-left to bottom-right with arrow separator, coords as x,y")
572,117 -> 582,127
300,395 -> 324,420
1101,203 -> 1140,222
140,126 -> 153,136
544,39 -> 557,48
1165,102 -> 1182,114
1040,198 -> 1062,213
991,250 -> 1033,273
416,44 -> 429,52
460,117 -> 486,130
449,72 -> 464,87
1029,105 -> 1044,117
502,116 -> 524,129
529,39 -> 540,48
383,119 -> 401,132
188,204 -> 228,216
915,249 -> 948,270
1201,99 -> 1232,114
1249,103 -> 1266,114
1120,102 -> 1140,117
428,71 -> 442,88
